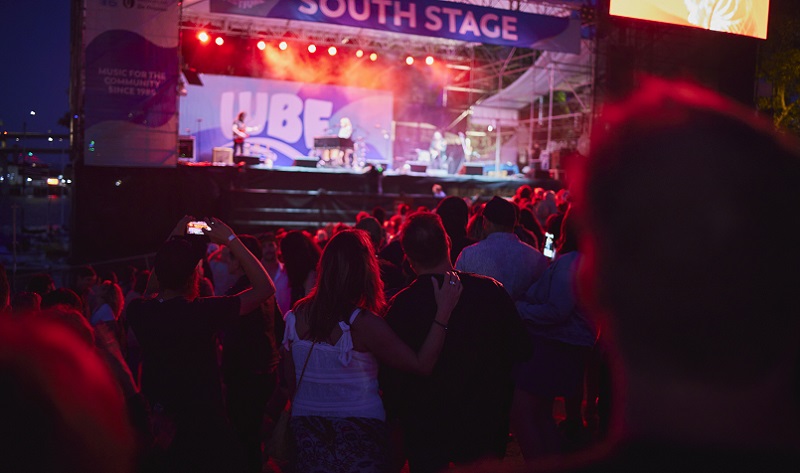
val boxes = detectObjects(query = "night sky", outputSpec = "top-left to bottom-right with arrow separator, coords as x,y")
0,1 -> 71,136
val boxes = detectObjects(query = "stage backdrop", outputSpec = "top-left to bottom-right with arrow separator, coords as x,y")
179,75 -> 394,167
83,0 -> 180,167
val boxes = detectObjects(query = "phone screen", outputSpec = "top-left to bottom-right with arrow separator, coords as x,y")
186,220 -> 211,235
543,232 -> 556,260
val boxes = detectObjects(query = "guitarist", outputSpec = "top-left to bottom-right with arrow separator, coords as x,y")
232,111 -> 248,156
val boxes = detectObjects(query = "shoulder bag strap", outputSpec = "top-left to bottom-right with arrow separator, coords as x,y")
289,341 -> 316,413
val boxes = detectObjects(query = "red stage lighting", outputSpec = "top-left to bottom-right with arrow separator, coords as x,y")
197,31 -> 210,43
425,56 -> 434,66
356,49 -> 364,58
405,56 -> 414,65
308,44 -> 317,53
257,40 -> 266,51
369,52 -> 378,61
215,37 -> 224,46
279,41 -> 288,51
328,46 -> 337,56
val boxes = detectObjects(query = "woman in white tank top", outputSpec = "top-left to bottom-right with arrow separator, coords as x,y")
279,229 -> 462,473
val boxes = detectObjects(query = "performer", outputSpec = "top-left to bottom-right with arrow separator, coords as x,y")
336,117 -> 355,167
232,111 -> 248,156
429,131 -> 447,170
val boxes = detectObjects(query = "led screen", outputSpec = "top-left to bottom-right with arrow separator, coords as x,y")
609,0 -> 769,39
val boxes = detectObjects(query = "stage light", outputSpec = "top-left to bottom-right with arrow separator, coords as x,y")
215,37 -> 224,46
197,31 -> 210,43
356,49 -> 364,58
257,40 -> 266,51
279,41 -> 288,50
328,46 -> 337,56
369,52 -> 378,61
405,56 -> 414,65
488,125 -> 494,132
308,44 -> 317,53
425,56 -> 434,66
46,178 -> 59,186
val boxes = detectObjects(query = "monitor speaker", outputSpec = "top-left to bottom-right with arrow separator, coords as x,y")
464,163 -> 483,175
293,157 -> 319,168
408,162 -> 428,173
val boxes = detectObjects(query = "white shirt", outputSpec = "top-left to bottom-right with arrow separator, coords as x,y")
282,309 -> 385,420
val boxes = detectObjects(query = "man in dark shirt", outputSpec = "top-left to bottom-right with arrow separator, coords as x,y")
127,216 -> 275,473
380,212 -> 532,473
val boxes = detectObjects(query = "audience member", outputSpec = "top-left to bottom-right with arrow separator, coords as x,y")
25,272 -> 56,297
281,228 -> 462,473
10,291 -> 42,316
519,206 -> 546,251
279,230 -> 322,309
127,216 -> 275,473
466,209 -> 486,241
219,235 -> 284,473
456,196 -> 548,301
356,216 -> 406,298
381,212 -> 532,472
533,190 -> 558,227
258,231 -> 291,316
435,195 -> 477,264
41,287 -> 83,312
71,264 -> 98,318
0,317 -> 135,473
458,78 -> 800,472
511,208 -> 597,460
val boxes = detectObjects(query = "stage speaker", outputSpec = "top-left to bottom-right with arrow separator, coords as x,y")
464,163 -> 483,175
235,156 -> 261,166
408,162 -> 428,173
212,147 -> 233,165
178,135 -> 195,161
293,157 -> 319,168
182,67 -> 203,86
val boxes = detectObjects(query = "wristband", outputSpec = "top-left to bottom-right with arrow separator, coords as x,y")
227,234 -> 237,242
432,319 -> 448,330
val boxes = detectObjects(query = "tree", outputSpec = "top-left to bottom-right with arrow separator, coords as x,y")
756,4 -> 800,135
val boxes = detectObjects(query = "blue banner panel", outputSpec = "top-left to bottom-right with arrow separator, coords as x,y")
179,74 -> 394,167
210,0 -> 580,53
83,0 -> 180,167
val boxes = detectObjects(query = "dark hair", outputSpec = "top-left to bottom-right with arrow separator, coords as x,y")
132,270 -> 150,295
74,265 -> 97,280
25,273 -> 55,297
41,288 -> 83,312
154,238 -> 202,292
400,212 -> 450,269
237,234 -> 262,261
280,230 -> 322,306
354,217 -> 384,252
579,78 -> 800,383
296,230 -> 385,342
371,206 -> 387,225
435,196 -> 470,238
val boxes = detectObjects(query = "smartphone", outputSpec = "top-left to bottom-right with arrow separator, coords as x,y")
543,232 -> 556,260
186,220 -> 211,235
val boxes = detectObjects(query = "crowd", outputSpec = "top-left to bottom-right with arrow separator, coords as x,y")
1,78 -> 799,473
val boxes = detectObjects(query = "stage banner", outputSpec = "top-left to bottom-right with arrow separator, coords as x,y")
209,0 -> 580,53
83,0 -> 180,167
179,74 -> 394,167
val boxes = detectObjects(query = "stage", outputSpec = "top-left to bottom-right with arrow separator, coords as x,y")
70,160 -> 564,262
